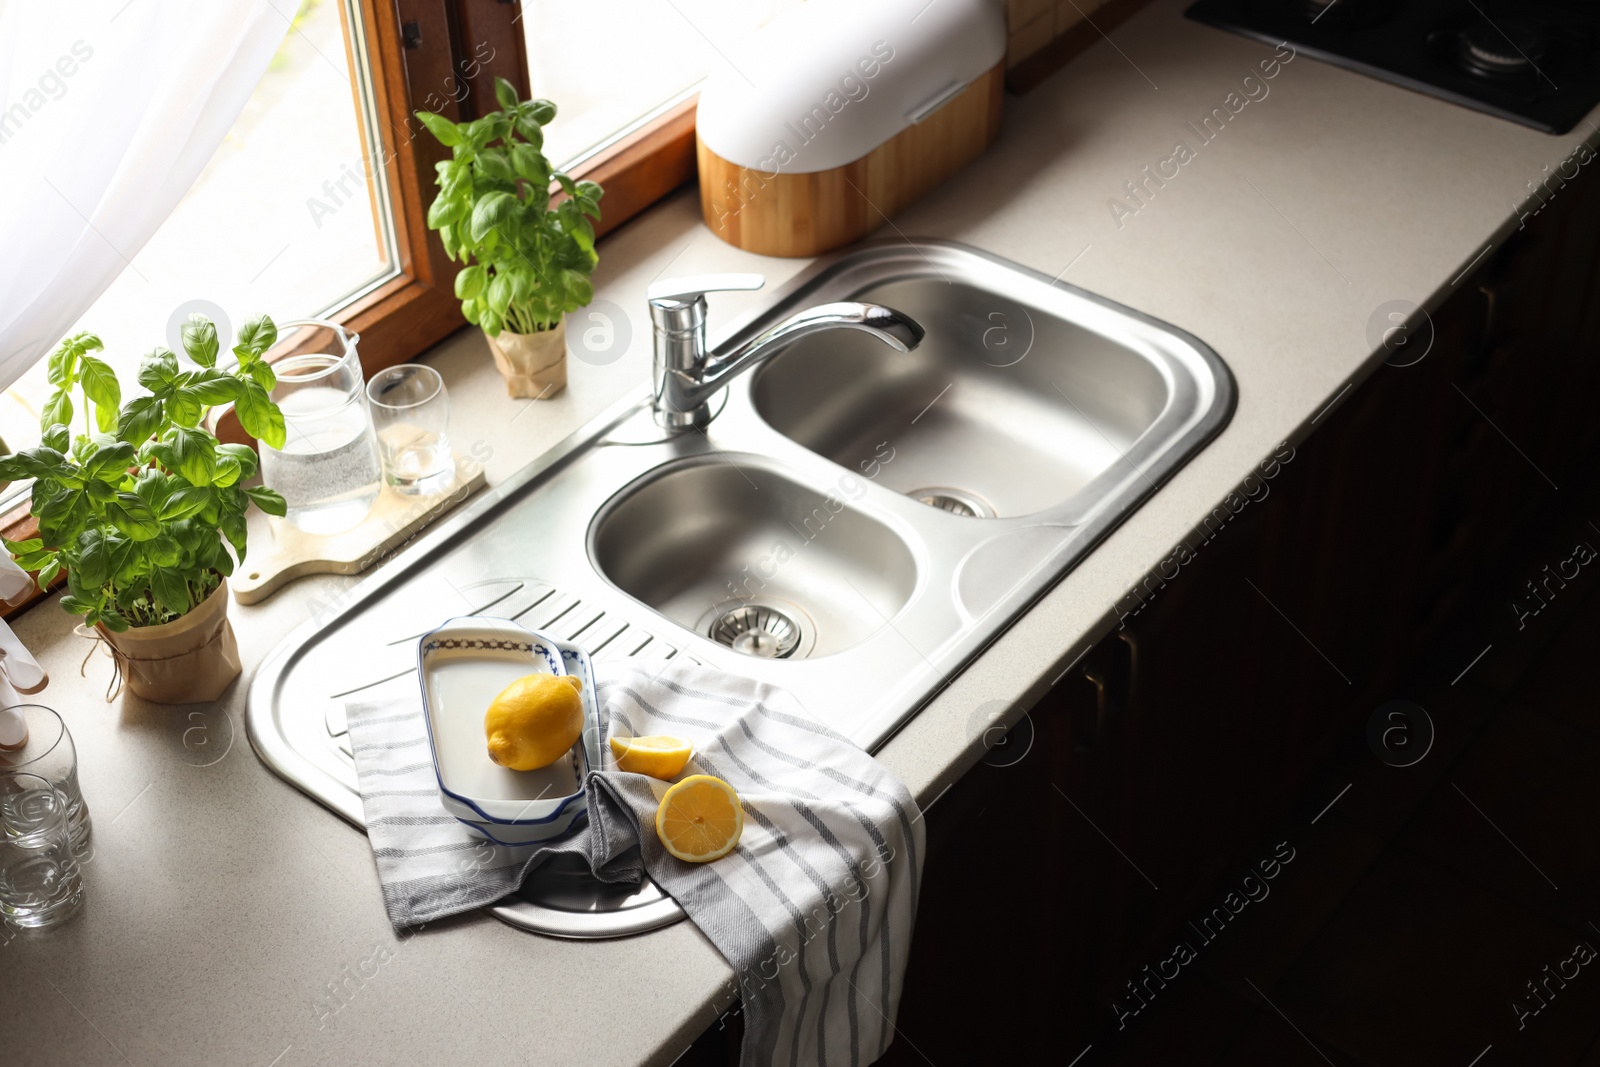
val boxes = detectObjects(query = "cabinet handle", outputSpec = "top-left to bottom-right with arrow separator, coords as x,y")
1080,631 -> 1137,745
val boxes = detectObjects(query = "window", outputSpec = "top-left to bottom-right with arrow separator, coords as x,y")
0,0 -> 396,493
1,0 -> 721,612
521,0 -> 802,169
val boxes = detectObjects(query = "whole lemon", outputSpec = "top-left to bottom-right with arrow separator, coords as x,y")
484,673 -> 584,771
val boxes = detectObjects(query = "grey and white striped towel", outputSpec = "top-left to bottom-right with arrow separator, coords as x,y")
345,659 -> 925,1067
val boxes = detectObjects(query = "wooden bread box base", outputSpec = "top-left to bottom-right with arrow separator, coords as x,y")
697,62 -> 1004,258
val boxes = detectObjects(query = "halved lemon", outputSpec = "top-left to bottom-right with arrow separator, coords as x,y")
655,775 -> 744,863
610,734 -> 694,780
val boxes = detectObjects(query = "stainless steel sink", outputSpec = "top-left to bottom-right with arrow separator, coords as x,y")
750,277 -> 1172,519
248,239 -> 1234,939
591,457 -> 920,658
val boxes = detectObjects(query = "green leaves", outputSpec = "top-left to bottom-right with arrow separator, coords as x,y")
414,81 -> 601,338
494,77 -> 520,112
6,314 -> 289,629
235,381 -> 286,450
235,314 -> 278,359
469,191 -> 518,243
244,486 -> 286,517
415,110 -> 462,147
78,354 -> 121,434
43,389 -> 72,430
105,492 -> 159,541
454,264 -> 487,300
162,427 -> 217,486
180,314 -> 219,367
137,347 -> 182,397
114,396 -> 163,445
82,440 -> 135,483
46,333 -> 102,389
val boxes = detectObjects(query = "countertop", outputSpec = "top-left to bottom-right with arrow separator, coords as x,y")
6,0 -> 1597,1063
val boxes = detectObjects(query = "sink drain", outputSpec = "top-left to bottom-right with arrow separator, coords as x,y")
909,487 -> 996,518
704,600 -> 813,659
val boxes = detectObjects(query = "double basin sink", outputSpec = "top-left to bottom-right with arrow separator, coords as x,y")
248,240 -> 1234,937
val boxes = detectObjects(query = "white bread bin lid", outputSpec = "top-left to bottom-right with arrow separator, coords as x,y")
695,0 -> 1006,174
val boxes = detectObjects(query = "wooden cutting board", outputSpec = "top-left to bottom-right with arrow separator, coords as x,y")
232,455 -> 486,605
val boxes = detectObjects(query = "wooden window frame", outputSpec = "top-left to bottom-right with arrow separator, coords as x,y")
2,0 -> 699,617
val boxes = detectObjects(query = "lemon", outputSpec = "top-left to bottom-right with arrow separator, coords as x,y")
655,775 -> 744,862
610,734 -> 694,780
484,673 -> 584,771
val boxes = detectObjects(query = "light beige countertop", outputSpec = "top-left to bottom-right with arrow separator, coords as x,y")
5,1 -> 1596,1063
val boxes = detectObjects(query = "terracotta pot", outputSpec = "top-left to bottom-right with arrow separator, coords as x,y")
484,319 -> 567,399
96,580 -> 241,704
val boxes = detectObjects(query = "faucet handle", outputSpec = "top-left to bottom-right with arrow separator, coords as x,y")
647,273 -> 765,307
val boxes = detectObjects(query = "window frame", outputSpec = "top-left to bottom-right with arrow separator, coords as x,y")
3,0 -> 699,618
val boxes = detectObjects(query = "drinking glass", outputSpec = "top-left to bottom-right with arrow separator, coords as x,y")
257,319 -> 383,535
0,705 -> 90,860
0,771 -> 84,929
366,364 -> 455,495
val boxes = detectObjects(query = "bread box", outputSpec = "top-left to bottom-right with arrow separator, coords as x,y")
695,0 -> 1006,258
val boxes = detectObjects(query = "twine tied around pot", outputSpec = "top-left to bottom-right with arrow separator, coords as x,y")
72,581 -> 242,704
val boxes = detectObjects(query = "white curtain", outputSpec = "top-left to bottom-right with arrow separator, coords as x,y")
0,0 -> 293,385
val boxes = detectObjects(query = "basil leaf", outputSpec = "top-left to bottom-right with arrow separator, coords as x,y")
159,486 -> 210,521
81,440 -> 135,484
73,528 -> 110,587
180,314 -> 220,367
137,347 -> 182,396
165,426 -> 217,486
217,443 -> 259,480
165,388 -> 203,428
494,76 -> 519,111
149,567 -> 191,616
106,492 -> 160,541
42,423 -> 69,453
235,315 -> 278,359
42,389 -> 72,431
416,110 -> 462,147
234,382 -> 286,450
78,355 -> 121,432
244,486 -> 287,517
116,396 -> 164,444
469,191 -> 518,243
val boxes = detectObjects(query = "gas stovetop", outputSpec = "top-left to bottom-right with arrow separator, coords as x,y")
1185,0 -> 1600,134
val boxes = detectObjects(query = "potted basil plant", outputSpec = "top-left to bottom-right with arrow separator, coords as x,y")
417,77 -> 604,399
0,317 -> 288,704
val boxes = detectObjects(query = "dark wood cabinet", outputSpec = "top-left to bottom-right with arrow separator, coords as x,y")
880,177 -> 1600,1061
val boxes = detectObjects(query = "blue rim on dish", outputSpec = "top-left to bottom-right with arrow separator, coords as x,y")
454,808 -> 590,847
416,617 -> 590,826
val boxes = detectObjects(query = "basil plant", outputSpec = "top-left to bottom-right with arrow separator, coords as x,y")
417,77 -> 604,337
0,316 -> 289,631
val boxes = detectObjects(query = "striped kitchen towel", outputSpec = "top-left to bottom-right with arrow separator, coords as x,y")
345,659 -> 925,1067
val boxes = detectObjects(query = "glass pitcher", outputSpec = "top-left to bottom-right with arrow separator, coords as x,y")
256,319 -> 383,535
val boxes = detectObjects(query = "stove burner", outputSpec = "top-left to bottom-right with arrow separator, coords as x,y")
1456,20 -> 1552,80
1187,0 -> 1600,134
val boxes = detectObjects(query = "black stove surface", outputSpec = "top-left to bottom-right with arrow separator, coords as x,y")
1185,0 -> 1600,134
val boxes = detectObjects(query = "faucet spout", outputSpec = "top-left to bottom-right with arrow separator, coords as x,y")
649,274 -> 923,429
700,301 -> 923,395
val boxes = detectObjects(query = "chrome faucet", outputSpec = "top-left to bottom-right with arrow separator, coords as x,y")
647,273 -> 924,429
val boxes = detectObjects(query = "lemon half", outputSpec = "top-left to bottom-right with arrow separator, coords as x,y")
655,775 -> 743,863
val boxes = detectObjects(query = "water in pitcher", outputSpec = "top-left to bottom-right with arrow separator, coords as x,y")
259,386 -> 382,535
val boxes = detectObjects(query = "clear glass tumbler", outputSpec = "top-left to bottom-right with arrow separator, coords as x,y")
257,319 -> 384,535
0,771 -> 84,929
366,364 -> 455,495
0,705 -> 90,860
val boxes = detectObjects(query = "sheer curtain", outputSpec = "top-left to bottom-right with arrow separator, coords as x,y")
0,0 -> 294,386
